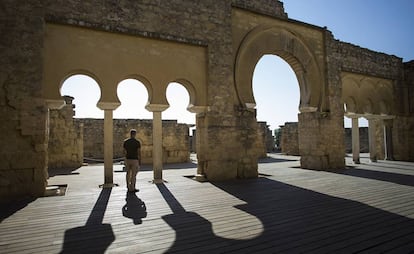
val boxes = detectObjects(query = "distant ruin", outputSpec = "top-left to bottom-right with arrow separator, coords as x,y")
48,96 -> 274,169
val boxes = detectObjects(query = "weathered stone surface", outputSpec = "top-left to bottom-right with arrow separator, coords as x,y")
280,122 -> 299,156
344,127 -> 369,153
77,119 -> 190,165
48,96 -> 83,169
1,0 -> 412,203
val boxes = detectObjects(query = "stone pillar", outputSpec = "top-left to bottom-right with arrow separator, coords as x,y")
46,98 -> 66,179
146,104 -> 169,183
351,117 -> 360,164
368,118 -> 377,162
298,110 -> 345,170
98,102 -> 120,188
383,119 -> 394,161
188,105 -> 208,181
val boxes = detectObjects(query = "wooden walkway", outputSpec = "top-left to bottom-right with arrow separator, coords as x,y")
1,154 -> 414,253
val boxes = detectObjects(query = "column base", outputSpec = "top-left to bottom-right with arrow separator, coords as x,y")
99,183 -> 119,188
151,179 -> 167,184
195,174 -> 208,182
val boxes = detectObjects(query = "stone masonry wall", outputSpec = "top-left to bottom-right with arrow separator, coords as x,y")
1,1 -> 49,202
280,122 -> 299,156
232,0 -> 287,18
332,38 -> 413,161
2,0 -> 412,202
296,30 -> 346,170
392,61 -> 414,161
283,124 -> 374,156
336,41 -> 402,80
77,119 -> 190,165
256,122 -> 275,158
48,96 -> 83,169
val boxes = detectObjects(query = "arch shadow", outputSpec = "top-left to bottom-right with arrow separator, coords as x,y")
159,178 -> 414,253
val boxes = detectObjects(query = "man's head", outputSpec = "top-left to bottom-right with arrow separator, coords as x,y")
130,129 -> 137,137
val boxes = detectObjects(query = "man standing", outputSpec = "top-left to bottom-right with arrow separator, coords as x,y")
123,129 -> 141,192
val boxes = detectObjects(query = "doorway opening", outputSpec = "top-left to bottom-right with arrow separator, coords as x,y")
252,54 -> 300,156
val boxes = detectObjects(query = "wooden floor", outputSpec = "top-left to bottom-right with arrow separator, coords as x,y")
1,154 -> 414,253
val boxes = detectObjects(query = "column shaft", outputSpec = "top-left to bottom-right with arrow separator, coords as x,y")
368,119 -> 377,162
152,111 -> 163,182
351,118 -> 360,164
104,109 -> 114,185
384,120 -> 394,161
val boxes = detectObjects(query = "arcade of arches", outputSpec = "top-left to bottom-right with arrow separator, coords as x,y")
1,0 -> 413,202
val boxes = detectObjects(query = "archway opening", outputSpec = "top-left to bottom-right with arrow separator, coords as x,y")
60,74 -> 102,118
252,54 -> 300,156
48,74 -> 102,169
114,79 -> 151,120
165,82 -> 196,165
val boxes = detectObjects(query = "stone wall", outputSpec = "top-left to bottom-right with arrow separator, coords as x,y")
232,0 -> 287,18
336,41 -> 402,80
1,1 -> 49,202
77,119 -> 190,164
283,122 -> 392,159
332,38 -> 413,161
256,122 -> 275,157
2,0 -> 413,202
280,122 -> 299,156
48,96 -> 83,169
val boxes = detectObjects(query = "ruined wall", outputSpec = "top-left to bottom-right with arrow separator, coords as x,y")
392,61 -> 414,161
255,122 -> 274,158
2,0 -> 412,202
294,30 -> 346,170
48,96 -> 83,169
232,0 -> 287,18
1,1 -> 49,202
261,122 -> 275,153
77,119 -> 190,164
334,40 -> 413,161
336,41 -> 402,79
280,122 -> 299,156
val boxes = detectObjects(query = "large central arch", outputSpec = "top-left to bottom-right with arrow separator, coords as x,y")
234,25 -> 325,113
232,9 -> 344,170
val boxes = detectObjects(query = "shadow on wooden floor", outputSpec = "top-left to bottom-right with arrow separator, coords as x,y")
159,178 -> 414,253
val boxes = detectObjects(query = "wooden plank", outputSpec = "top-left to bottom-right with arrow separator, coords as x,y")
1,155 -> 413,253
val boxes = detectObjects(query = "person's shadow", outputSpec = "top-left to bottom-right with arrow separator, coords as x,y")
122,192 -> 147,225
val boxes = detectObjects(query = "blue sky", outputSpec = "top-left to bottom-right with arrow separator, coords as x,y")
61,0 -> 414,131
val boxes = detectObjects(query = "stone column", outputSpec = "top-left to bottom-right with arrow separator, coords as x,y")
298,110 -> 345,170
188,105 -> 208,181
146,104 -> 169,183
368,118 -> 377,162
98,102 -> 120,188
351,117 -> 360,164
383,118 -> 394,161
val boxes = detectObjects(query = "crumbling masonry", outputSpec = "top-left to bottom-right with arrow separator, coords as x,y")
1,0 -> 413,202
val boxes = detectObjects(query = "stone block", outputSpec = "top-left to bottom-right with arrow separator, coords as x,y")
204,160 -> 238,181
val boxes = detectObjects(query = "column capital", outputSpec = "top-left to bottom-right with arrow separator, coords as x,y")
187,105 -> 209,114
299,106 -> 318,113
97,102 -> 121,111
45,99 -> 65,110
344,112 -> 365,119
145,104 -> 169,112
